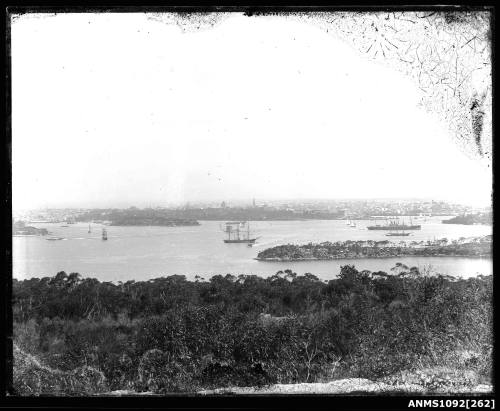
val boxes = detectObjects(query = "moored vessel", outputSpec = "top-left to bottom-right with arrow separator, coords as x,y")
222,221 -> 257,243
368,217 -> 421,230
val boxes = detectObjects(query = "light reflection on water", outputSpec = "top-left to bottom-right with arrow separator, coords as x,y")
13,217 -> 492,282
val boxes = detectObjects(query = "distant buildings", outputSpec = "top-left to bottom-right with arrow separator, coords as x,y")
12,199 -> 478,224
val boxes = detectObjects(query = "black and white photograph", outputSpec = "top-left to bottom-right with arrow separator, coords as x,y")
5,7 -> 494,400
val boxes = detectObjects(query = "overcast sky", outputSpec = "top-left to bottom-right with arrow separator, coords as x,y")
11,13 -> 492,210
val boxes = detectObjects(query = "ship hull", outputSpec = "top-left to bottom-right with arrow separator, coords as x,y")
224,239 -> 257,243
368,225 -> 421,230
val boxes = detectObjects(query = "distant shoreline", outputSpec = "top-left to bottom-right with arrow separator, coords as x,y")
108,222 -> 200,227
255,254 -> 492,262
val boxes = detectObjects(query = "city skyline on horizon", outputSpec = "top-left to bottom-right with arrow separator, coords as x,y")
11,13 -> 492,211
12,195 -> 491,213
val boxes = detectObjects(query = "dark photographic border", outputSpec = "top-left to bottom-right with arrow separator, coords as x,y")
1,4 -> 496,410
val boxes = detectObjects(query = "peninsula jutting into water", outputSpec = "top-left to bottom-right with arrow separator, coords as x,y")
256,236 -> 492,261
442,212 -> 492,226
12,221 -> 49,236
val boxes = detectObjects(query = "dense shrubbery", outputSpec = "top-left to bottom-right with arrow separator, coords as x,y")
12,266 -> 493,395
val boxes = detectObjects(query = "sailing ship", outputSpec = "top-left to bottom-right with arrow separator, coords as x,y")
102,228 -> 108,240
346,216 -> 356,227
221,221 -> 257,243
367,216 -> 421,230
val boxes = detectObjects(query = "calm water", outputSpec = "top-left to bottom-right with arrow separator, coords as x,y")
13,217 -> 492,282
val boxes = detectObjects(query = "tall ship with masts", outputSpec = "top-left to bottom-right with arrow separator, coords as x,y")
221,221 -> 258,243
367,216 -> 421,230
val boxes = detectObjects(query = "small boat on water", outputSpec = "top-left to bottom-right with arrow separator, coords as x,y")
102,228 -> 108,241
346,217 -> 356,227
46,237 -> 64,241
60,225 -> 69,227
386,232 -> 411,236
88,224 -> 91,234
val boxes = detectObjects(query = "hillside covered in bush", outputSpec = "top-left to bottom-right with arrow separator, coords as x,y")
12,266 -> 493,395
442,212 -> 492,225
256,236 -> 492,261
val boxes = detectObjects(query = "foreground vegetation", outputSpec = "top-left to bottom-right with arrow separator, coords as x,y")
13,266 -> 492,395
256,236 -> 492,261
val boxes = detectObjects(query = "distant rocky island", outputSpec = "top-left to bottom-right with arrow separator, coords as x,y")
256,236 -> 492,261
12,221 -> 49,236
442,212 -> 492,225
109,217 -> 200,227
76,209 -> 200,227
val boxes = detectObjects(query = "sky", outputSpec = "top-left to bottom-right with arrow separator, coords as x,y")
11,13 -> 492,210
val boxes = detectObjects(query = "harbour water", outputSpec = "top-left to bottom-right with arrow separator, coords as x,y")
13,217 -> 492,282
